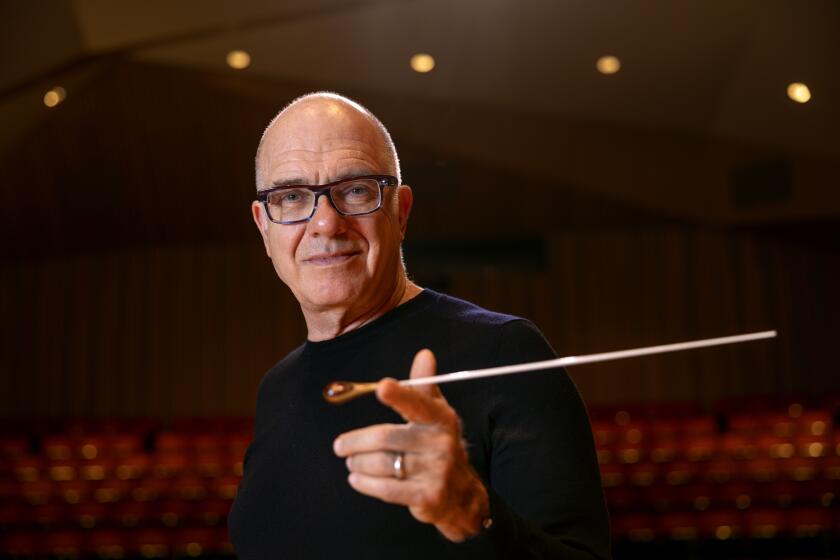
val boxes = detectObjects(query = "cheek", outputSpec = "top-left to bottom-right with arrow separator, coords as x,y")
268,228 -> 303,272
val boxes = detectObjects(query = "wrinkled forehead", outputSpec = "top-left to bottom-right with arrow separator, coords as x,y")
259,102 -> 390,185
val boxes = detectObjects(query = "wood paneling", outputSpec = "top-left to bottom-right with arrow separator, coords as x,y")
1,228 -> 836,418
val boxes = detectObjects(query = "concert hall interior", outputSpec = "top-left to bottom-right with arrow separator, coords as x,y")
1,1 -> 839,558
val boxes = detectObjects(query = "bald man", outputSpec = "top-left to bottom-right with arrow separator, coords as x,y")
228,92 -> 611,559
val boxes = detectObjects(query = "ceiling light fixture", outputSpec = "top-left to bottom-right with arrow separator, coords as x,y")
787,82 -> 811,104
410,53 -> 435,73
227,50 -> 251,70
596,55 -> 621,75
43,86 -> 67,108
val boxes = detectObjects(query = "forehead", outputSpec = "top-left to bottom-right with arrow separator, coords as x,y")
260,101 -> 389,186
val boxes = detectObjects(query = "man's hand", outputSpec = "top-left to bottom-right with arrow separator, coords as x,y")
333,349 -> 490,542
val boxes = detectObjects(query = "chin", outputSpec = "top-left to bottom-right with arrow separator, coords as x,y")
304,282 -> 363,309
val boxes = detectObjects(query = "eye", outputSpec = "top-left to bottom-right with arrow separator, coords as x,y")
274,189 -> 309,205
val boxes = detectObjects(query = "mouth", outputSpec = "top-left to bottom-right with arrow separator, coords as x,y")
303,250 -> 362,266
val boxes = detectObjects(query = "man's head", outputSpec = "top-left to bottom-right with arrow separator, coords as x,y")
252,92 -> 413,330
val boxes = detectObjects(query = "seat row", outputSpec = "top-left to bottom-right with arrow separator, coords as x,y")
1,526 -> 233,558
611,507 -> 839,543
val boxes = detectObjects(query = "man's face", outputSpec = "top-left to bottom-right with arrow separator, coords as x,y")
252,100 -> 412,318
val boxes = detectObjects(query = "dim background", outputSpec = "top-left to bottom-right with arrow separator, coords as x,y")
2,0 -> 838,417
0,0 -> 839,558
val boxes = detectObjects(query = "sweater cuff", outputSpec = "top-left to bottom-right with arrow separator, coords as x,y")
446,488 -> 529,558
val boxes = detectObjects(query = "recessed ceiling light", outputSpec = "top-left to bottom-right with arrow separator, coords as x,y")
596,56 -> 621,75
43,86 -> 67,108
410,53 -> 435,73
226,50 -> 251,70
787,82 -> 811,103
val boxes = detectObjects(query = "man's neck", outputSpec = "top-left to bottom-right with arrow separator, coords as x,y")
303,278 -> 422,342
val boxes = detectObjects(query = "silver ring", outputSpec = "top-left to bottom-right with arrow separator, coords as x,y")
393,451 -> 406,480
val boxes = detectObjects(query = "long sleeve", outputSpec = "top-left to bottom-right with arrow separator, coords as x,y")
450,320 -> 612,559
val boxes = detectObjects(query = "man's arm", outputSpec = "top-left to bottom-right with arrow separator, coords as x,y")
334,320 -> 611,558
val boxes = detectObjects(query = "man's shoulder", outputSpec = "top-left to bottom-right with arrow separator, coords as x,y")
418,290 -> 556,362
420,289 -> 525,329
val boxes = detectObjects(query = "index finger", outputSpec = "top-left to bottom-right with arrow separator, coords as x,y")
376,378 -> 455,427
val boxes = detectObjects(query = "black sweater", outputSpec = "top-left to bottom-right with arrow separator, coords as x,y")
228,290 -> 611,559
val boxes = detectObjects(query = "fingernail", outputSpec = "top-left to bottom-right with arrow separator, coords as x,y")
333,438 -> 343,454
345,457 -> 352,470
348,473 -> 357,485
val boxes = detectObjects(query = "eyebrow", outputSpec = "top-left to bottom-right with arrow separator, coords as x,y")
269,170 -> 377,189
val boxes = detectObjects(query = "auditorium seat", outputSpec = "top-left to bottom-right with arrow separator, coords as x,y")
210,474 -> 241,500
93,478 -> 132,504
13,456 -> 44,482
114,453 -> 152,480
719,433 -> 758,460
79,457 -> 112,481
789,506 -> 833,538
48,458 -> 78,482
0,530 -> 41,556
112,499 -> 152,528
759,480 -> 798,509
743,458 -> 780,483
20,480 -> 53,505
716,480 -> 755,511
173,527 -> 221,557
152,451 -> 190,478
131,477 -> 171,502
611,512 -> 655,542
598,463 -> 625,488
645,484 -> 678,512
130,528 -> 171,559
659,511 -> 699,540
155,499 -> 193,527
663,460 -> 698,486
684,435 -> 717,462
627,462 -> 658,487
698,509 -> 742,540
197,497 -> 234,526
604,485 -> 638,513
55,479 -> 91,504
703,457 -> 739,484
744,507 -> 787,539
779,456 -> 819,481
73,501 -> 108,529
171,474 -> 208,501
649,439 -> 681,464
0,435 -> 30,459
796,433 -> 829,458
87,529 -> 127,559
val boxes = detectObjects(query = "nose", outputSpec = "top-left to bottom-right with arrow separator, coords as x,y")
307,191 -> 347,237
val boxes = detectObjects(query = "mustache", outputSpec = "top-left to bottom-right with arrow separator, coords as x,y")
299,243 -> 363,260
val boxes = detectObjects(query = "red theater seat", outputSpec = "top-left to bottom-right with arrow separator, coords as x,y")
173,527 -> 220,556
611,513 -> 655,542
46,529 -> 85,557
744,507 -> 787,539
719,433 -> 758,460
130,528 -> 171,559
1,531 -> 42,556
0,435 -> 30,459
88,529 -> 127,559
699,509 -> 743,540
660,511 -> 699,540
789,506 -> 832,538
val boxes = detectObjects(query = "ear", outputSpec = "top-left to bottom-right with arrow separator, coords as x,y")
396,184 -> 413,240
251,200 -> 272,257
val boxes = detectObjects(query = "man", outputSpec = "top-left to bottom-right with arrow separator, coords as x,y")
228,92 -> 610,559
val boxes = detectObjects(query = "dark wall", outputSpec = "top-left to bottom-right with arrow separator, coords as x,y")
2,61 -> 838,419
2,227 -> 837,418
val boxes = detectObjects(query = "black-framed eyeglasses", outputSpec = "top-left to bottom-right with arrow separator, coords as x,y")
257,175 -> 399,225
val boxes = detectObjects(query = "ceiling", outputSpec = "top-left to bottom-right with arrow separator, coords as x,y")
1,0 -> 838,234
